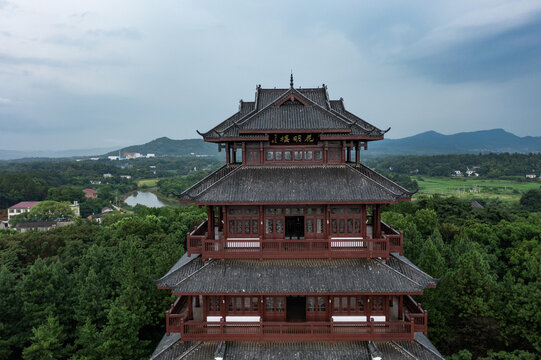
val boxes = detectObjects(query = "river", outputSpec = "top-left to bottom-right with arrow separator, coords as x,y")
124,190 -> 168,208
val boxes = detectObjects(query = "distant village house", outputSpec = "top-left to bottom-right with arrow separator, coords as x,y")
0,209 -> 8,229
7,201 -> 40,221
15,221 -> 74,233
82,188 -> 98,199
525,174 -> 537,179
123,152 -> 143,159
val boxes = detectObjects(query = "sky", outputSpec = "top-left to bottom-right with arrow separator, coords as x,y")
1,0 -> 541,151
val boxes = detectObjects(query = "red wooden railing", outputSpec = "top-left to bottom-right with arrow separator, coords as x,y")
178,319 -> 415,342
188,220 -> 403,259
186,220 -> 207,256
201,237 -> 389,260
165,296 -> 188,335
403,295 -> 427,335
381,221 -> 403,255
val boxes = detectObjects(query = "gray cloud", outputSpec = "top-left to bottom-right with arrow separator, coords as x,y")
401,14 -> 541,83
0,1 -> 540,151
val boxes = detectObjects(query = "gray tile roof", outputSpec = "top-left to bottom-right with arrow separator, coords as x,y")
386,254 -> 438,288
163,258 -> 427,294
149,337 -> 444,360
201,86 -> 384,141
179,164 -> 411,204
375,339 -> 445,360
156,254 -> 207,289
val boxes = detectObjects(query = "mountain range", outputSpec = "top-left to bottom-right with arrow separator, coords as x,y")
1,129 -> 541,160
368,129 -> 541,155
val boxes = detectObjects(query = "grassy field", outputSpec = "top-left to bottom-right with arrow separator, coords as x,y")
137,178 -> 159,187
414,176 -> 541,202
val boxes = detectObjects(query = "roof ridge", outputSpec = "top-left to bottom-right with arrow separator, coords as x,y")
188,164 -> 243,199
346,163 -> 411,197
389,341 -> 419,360
414,334 -> 446,359
390,253 -> 437,284
234,87 -> 353,133
174,259 -> 216,289
345,164 -> 402,200
373,258 -> 424,289
155,253 -> 201,283
180,164 -> 242,199
177,341 -> 205,359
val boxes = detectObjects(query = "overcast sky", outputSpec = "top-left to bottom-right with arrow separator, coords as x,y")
1,0 -> 541,151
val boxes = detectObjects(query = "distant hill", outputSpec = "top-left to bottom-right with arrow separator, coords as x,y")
368,129 -> 541,155
0,147 -> 118,161
2,129 -> 541,161
105,137 -> 220,157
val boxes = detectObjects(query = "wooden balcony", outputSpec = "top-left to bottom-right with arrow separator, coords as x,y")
187,220 -> 403,260
403,295 -> 428,335
168,317 -> 415,343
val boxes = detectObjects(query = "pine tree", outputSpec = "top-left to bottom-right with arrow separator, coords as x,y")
22,316 -> 67,360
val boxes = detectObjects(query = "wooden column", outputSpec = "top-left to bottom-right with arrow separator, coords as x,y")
355,143 -> 360,164
223,206 -> 228,239
202,296 -> 207,319
232,147 -> 237,163
217,206 -> 223,231
361,204 -> 367,238
324,141 -> 328,163
221,296 -> 226,318
324,205 -> 330,239
226,143 -> 230,164
207,206 -> 215,240
259,205 -> 264,239
259,142 -> 264,164
346,146 -> 351,162
374,204 -> 381,238
242,142 -> 246,164
188,295 -> 193,319
398,295 -> 403,320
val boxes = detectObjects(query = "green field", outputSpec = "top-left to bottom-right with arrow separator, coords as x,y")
137,178 -> 159,187
414,176 -> 541,202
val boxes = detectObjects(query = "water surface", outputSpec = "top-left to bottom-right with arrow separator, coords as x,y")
124,191 -> 167,208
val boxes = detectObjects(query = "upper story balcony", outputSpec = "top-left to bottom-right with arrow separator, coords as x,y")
165,294 -> 425,343
187,218 -> 403,261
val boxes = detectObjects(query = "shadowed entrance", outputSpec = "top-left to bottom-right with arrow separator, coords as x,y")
286,296 -> 306,322
285,216 -> 304,239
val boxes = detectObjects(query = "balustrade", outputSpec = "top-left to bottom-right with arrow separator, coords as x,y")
187,219 -> 404,259
178,319 -> 414,342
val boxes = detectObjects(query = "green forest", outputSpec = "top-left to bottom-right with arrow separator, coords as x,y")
0,205 -> 206,359
1,196 -> 539,359
1,153 -> 540,359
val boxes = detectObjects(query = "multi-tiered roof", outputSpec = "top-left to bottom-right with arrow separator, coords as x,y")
151,80 -> 442,360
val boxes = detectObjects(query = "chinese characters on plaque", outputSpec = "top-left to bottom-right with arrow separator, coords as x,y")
270,133 -> 319,145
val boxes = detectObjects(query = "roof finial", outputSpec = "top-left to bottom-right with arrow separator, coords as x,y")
290,71 -> 294,88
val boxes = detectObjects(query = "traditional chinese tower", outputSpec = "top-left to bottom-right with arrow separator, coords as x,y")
151,78 -> 444,360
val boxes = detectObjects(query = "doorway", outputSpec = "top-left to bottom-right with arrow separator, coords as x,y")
285,216 -> 304,239
286,296 -> 306,322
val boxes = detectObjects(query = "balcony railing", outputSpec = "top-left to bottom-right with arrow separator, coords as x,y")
165,296 -> 189,335
186,220 -> 208,256
403,295 -> 427,335
381,221 -> 403,255
187,220 -> 403,260
172,318 -> 415,342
